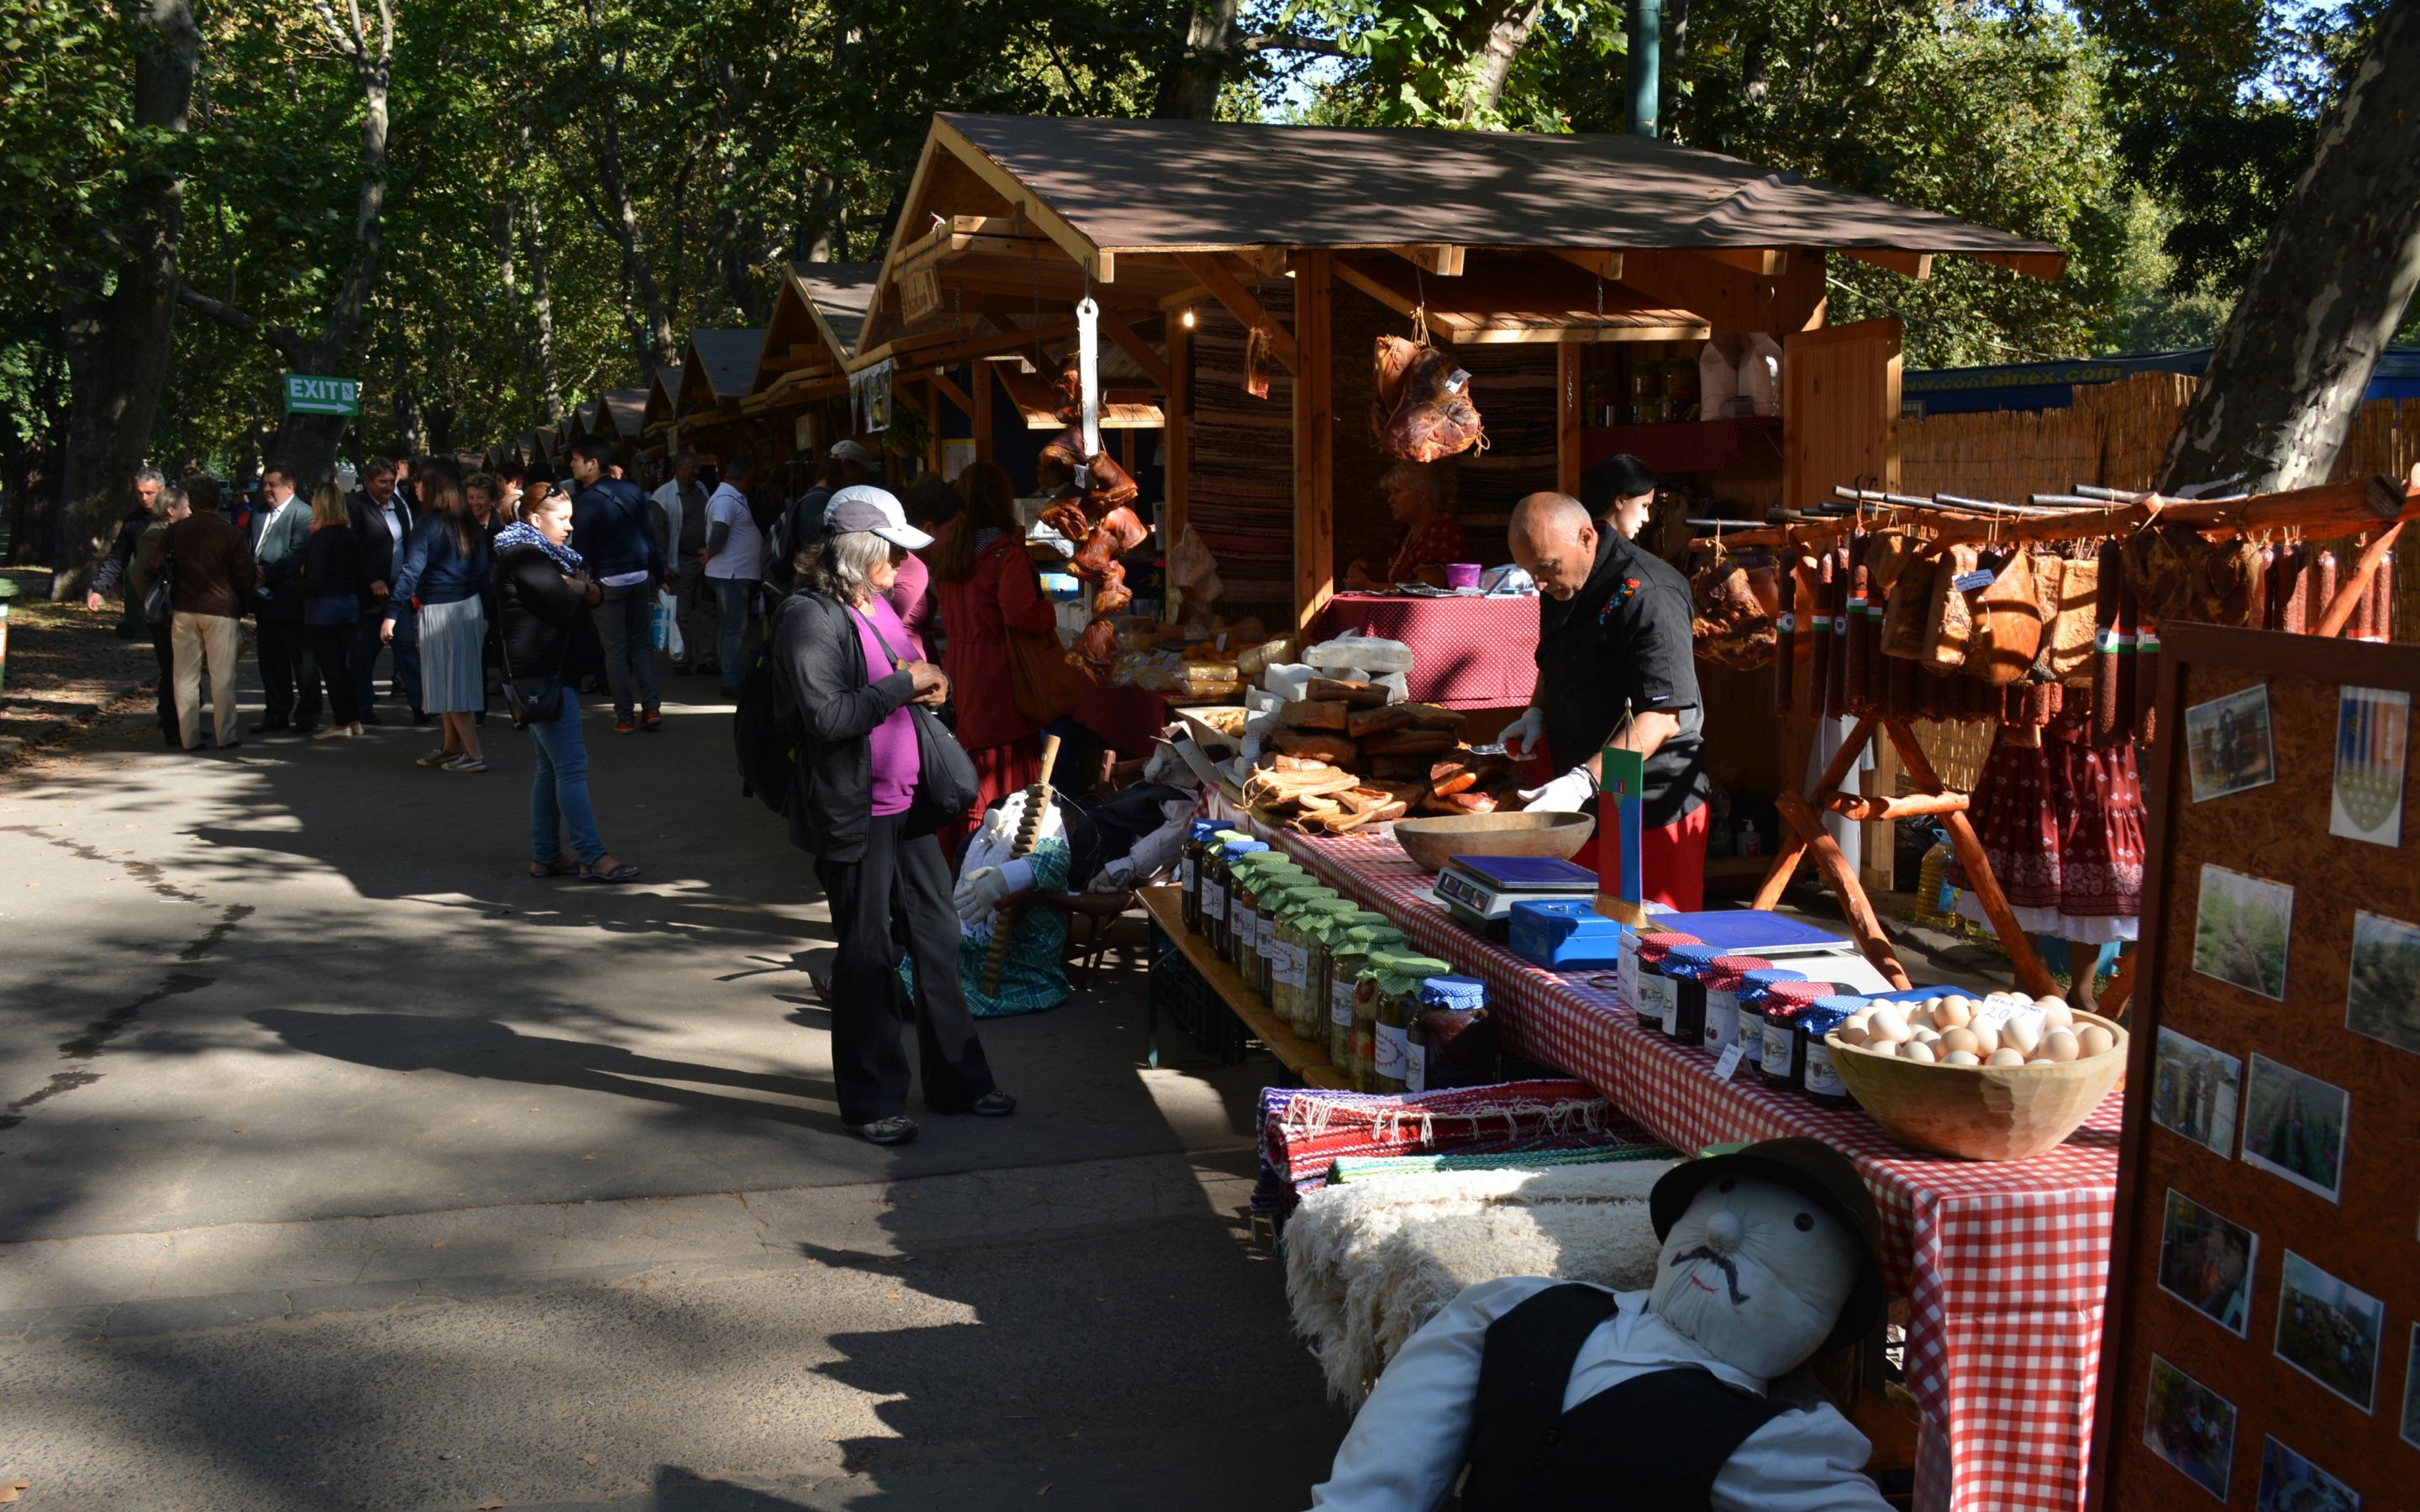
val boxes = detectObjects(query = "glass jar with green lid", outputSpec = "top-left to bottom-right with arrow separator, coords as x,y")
1370,955 -> 1454,1094
1328,921 -> 1406,1080
1201,836 -> 1260,958
1227,856 -> 1302,983
1275,895 -> 1350,1035
1253,879 -> 1325,1005
1179,822 -> 1222,934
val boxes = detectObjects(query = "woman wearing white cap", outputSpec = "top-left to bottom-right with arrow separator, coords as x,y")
771,484 -> 1014,1145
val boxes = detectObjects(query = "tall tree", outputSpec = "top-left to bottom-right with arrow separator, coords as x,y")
2160,0 -> 2420,491
52,0 -> 200,598
177,0 -> 397,489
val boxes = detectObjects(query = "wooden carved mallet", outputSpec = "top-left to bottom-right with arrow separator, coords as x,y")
981,732 -> 1063,996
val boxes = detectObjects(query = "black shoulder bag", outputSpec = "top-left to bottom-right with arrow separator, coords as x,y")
847,603 -> 978,833
141,525 -> 176,626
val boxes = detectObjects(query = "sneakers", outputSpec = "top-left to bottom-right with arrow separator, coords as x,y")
847,1116 -> 919,1147
613,717 -> 636,735
640,708 -> 664,732
442,753 -> 487,773
414,748 -> 456,768
312,723 -> 362,740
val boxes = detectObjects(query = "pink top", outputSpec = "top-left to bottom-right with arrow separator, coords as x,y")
887,549 -> 934,660
851,595 -> 920,817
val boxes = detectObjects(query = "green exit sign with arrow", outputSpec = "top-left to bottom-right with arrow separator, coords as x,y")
282,374 -> 361,416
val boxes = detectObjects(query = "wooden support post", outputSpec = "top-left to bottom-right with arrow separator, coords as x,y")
1178,253 -> 1300,373
1884,720 -> 2062,998
1777,790 -> 1912,989
1292,250 -> 1334,636
1557,343 -> 1584,496
971,360 -> 992,464
1752,717 -> 1877,909
1818,790 -> 1970,822
1165,313 -> 1191,617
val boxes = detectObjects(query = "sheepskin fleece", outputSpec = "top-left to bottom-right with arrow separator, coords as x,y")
1284,1160 -> 1673,1404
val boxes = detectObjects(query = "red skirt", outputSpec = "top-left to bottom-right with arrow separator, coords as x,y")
1949,701 -> 2144,921
938,734 -> 1044,868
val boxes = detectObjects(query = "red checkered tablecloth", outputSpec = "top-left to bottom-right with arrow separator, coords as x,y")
1223,811 -> 2118,1512
1307,593 -> 1538,710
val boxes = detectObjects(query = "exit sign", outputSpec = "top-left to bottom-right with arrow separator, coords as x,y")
282,374 -> 360,416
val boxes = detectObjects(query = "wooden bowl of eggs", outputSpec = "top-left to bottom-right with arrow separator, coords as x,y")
1826,994 -> 2127,1162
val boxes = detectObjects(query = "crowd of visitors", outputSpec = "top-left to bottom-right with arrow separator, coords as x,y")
86,436 -> 1117,1143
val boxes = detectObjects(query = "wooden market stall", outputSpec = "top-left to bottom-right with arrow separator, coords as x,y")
671,327 -> 770,462
636,366 -> 681,461
747,262 -> 880,488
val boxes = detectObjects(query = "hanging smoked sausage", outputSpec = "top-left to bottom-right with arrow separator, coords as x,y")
1774,556 -> 1797,715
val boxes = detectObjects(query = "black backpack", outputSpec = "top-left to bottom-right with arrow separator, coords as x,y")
733,599 -> 799,815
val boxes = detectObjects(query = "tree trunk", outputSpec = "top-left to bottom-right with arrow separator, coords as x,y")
2161,1 -> 2420,494
51,0 -> 199,598
579,61 -> 678,375
523,201 -> 566,423
1154,0 -> 1239,119
1462,0 -> 1549,121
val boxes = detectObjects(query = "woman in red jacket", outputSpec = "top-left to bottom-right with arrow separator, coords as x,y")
930,461 -> 1060,858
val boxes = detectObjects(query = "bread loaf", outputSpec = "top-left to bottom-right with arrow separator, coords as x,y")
1307,677 -> 1389,707
1344,703 -> 1417,738
1277,699 -> 1349,731
1269,728 -> 1359,766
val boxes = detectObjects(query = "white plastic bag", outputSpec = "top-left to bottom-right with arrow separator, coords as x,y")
1698,340 -> 1738,419
653,591 -> 684,658
1743,335 -> 1784,418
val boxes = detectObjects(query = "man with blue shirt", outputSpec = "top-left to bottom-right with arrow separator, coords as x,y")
566,436 -> 665,733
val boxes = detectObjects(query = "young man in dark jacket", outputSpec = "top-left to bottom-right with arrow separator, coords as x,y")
84,466 -> 166,638
566,436 -> 666,732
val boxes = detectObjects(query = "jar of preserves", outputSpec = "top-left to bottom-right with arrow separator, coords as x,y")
1250,877 -> 1312,1002
1698,955 -> 1774,1057
1322,916 -> 1400,1074
1800,997 -> 1866,1109
1628,931 -> 1703,1031
1370,954 -> 1452,1095
1179,821 -> 1220,932
1733,967 -> 1808,1072
1658,943 -> 1726,1047
1757,980 -> 1835,1090
1410,974 -> 1487,1094
1202,838 -> 1262,958
1261,884 -> 1335,1021
1281,897 -> 1355,1037
1347,941 -> 1409,1090
1227,855 -> 1297,979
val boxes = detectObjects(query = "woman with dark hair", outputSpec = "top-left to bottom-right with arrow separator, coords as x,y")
1345,459 -> 1466,590
385,458 -> 492,771
495,489 -> 639,882
1582,452 -> 1659,543
772,484 -> 1012,1146
301,480 -> 366,738
929,459 -> 1061,856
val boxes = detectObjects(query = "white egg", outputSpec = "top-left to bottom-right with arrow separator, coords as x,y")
1910,1026 -> 1941,1045
1920,996 -> 1944,1012
1836,1022 -> 1870,1047
1934,999 -> 1973,1029
2043,1029 -> 2081,1063
1970,1023 -> 2000,1056
1868,1007 -> 1912,1044
2077,1025 -> 2116,1058
1863,1038 -> 1899,1058
2034,993 -> 2066,1011
1943,1050 -> 1982,1066
2002,1016 -> 2043,1057
2042,1002 -> 2075,1031
1902,1039 -> 1939,1063
1939,1026 -> 1981,1058
1907,1010 -> 1936,1032
1988,1047 -> 2027,1067
1847,1008 -> 1874,1033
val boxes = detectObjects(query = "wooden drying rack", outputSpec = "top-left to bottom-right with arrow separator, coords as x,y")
1713,472 -> 2420,1012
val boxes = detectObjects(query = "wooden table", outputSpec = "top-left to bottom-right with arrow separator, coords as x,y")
1139,885 -> 1350,1089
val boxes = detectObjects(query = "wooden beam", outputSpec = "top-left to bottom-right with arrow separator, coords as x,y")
1292,249 -> 1334,635
925,367 -> 976,421
1546,249 -> 1623,280
1621,249 -> 1827,335
1390,244 -> 1466,276
1166,312 -> 1190,604
1842,249 -> 1935,281
1095,307 -> 1174,392
931,117 -> 1113,282
856,314 -> 1080,371
1556,343 -> 1583,496
1966,249 -> 2069,281
1697,249 -> 1790,276
1777,790 -> 1912,989
971,359 -> 992,464
1176,253 -> 1299,374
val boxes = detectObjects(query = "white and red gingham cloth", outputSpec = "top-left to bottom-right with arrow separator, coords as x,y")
1232,816 -> 2118,1512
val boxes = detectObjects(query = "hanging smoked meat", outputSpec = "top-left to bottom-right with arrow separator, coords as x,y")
1376,340 -> 1486,463
2187,538 -> 2265,625
1920,545 -> 1982,672
1808,549 -> 1835,717
1372,335 -> 1421,437
1969,551 -> 2045,685
1773,562 -> 1796,714
1245,327 -> 1274,400
1689,558 -> 1777,670
1037,434 -> 1152,672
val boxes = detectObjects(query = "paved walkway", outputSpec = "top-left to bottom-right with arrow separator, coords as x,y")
0,666 -> 1346,1509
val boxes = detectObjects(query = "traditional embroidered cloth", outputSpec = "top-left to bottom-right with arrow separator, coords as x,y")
1255,1079 -> 1634,1217
1949,701 -> 2144,940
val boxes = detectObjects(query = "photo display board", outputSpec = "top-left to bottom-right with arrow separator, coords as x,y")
2091,623 -> 2420,1511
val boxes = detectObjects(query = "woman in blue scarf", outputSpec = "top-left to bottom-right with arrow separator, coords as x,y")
494,491 -> 641,883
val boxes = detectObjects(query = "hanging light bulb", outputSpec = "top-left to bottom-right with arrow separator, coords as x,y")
1181,308 -> 1197,329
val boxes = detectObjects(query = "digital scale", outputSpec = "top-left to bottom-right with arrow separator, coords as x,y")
1433,855 -> 1602,936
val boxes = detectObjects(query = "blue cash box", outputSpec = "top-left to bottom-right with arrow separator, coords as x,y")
1507,898 -> 1634,969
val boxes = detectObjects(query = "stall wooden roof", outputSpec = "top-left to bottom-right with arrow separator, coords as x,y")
598,388 -> 648,441
853,112 -> 2068,365
676,328 -> 768,424
570,400 -> 602,440
639,367 -> 682,444
750,262 -> 881,407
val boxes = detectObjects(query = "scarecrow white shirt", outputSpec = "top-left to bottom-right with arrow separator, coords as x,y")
1308,1276 -> 1891,1512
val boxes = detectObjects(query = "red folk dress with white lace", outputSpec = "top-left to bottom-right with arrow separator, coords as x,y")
1948,700 -> 2146,944
1386,513 -> 1469,585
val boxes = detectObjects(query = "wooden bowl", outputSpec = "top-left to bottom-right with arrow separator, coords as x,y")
1391,811 -> 1597,873
1826,1009 -> 2128,1162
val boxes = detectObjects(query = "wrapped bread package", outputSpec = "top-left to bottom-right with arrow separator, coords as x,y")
1921,546 -> 1982,672
1968,551 -> 2046,685
1880,550 -> 1938,661
2041,557 -> 2100,685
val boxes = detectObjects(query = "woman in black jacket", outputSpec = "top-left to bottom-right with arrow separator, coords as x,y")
301,482 -> 366,738
494,491 -> 640,884
773,485 -> 1011,1146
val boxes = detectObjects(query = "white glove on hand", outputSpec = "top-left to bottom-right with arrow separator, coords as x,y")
954,866 -> 1004,925
1517,765 -> 1597,814
1499,706 -> 1547,759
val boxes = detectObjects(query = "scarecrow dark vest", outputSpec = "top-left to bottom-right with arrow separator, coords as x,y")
1460,1284 -> 1797,1512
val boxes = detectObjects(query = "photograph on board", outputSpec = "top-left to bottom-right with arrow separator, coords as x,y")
2186,684 -> 2278,802
2144,1354 -> 2238,1500
2345,911 -> 2420,1057
2254,1435 -> 2360,1512
2191,864 -> 2294,1002
2158,1188 -> 2258,1336
2329,685 -> 2410,847
2402,1325 -> 2420,1452
2150,1027 -> 2244,1158
2241,1054 -> 2349,1203
2273,1250 -> 2384,1414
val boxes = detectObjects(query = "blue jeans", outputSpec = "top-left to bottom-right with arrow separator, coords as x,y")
528,685 -> 607,865
713,576 -> 756,693
360,600 -> 422,713
592,582 -> 660,719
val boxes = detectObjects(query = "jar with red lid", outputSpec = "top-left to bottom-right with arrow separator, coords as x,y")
1659,944 -> 1727,1047
1699,955 -> 1774,1057
1758,980 -> 1835,1090
1735,968 -> 1807,1072
1628,931 -> 1703,1031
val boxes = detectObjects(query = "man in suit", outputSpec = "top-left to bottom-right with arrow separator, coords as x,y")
248,462 -> 322,735
347,456 -> 419,725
